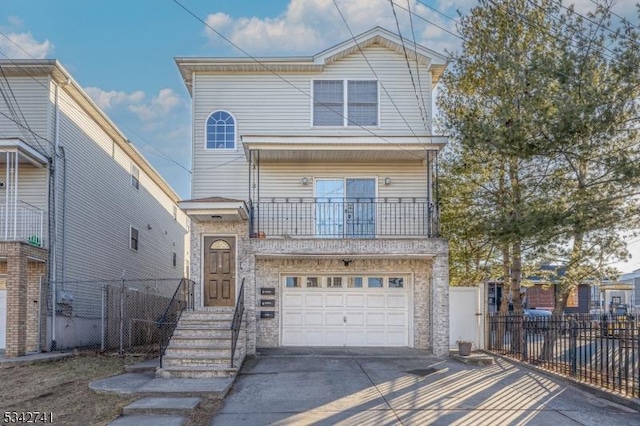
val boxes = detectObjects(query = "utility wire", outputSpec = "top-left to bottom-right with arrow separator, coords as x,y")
406,0 -> 431,134
416,0 -> 460,23
171,0 -> 433,161
331,0 -> 422,138
390,0 -> 431,133
386,0 -> 463,40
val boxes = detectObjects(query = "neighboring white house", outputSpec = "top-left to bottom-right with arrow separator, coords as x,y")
170,27 -> 449,377
0,59 -> 188,356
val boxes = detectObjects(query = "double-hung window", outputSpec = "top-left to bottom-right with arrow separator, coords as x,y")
313,80 -> 378,127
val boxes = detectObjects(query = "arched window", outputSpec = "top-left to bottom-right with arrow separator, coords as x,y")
206,111 -> 236,149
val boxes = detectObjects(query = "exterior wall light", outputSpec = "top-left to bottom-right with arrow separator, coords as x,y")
301,177 -> 309,185
384,177 -> 391,185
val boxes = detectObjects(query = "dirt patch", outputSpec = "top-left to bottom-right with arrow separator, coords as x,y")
185,396 -> 223,426
0,354 -> 138,426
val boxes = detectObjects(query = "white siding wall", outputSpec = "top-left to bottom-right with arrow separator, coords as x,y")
192,45 -> 433,200
0,76 -> 52,156
257,162 -> 427,199
52,84 -> 187,282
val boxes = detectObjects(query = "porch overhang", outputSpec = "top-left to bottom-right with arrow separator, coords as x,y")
0,139 -> 49,167
179,197 -> 249,222
242,135 -> 447,162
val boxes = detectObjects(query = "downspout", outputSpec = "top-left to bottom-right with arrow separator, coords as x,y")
50,81 -> 60,350
60,146 -> 67,284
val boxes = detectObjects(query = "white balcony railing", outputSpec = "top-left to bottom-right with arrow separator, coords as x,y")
0,201 -> 45,247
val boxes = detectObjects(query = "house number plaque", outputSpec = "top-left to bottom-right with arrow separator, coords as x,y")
260,287 -> 276,295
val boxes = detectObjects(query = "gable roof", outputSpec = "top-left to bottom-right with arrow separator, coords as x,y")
176,26 -> 448,94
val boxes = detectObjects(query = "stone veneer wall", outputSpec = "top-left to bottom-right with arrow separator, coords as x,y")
0,242 -> 47,357
189,221 -> 257,355
190,223 -> 449,357
254,257 -> 433,349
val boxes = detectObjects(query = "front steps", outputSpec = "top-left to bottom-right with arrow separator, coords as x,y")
157,309 -> 246,379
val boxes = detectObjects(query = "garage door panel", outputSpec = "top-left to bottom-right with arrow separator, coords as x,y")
324,330 -> 345,345
326,294 -> 344,307
387,295 -> 407,308
346,330 -> 366,346
283,311 -> 304,325
366,295 -> 385,308
387,331 -> 408,346
346,312 -> 365,326
282,276 -> 410,347
283,294 -> 303,308
282,330 -> 304,346
387,313 -> 406,326
346,294 -> 365,308
305,330 -> 326,345
325,312 -> 344,326
366,312 -> 386,326
366,331 -> 386,346
305,312 -> 323,326
304,294 -> 323,307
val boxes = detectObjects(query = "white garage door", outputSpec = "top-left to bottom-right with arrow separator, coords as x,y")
282,275 -> 410,347
0,289 -> 6,350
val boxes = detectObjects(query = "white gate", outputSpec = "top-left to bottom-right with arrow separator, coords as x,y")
449,285 -> 485,350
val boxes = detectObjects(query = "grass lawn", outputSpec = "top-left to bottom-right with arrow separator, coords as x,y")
0,354 -> 222,426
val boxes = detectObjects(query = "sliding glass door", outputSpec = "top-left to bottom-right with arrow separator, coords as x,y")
315,178 -> 375,237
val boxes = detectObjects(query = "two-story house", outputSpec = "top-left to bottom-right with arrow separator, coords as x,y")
0,60 -> 188,357
169,27 -> 449,378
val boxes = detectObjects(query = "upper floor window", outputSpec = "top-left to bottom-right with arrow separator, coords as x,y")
130,226 -> 139,251
206,110 -> 236,149
131,164 -> 140,190
313,80 -> 378,127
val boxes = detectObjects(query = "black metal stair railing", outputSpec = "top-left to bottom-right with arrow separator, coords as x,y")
157,277 -> 194,368
230,278 -> 245,368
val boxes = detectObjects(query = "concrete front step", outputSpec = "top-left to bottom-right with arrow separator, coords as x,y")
122,396 -> 201,416
181,311 -> 234,320
164,347 -> 232,358
107,414 -> 186,426
167,337 -> 232,347
163,354 -> 237,367
157,365 -> 239,379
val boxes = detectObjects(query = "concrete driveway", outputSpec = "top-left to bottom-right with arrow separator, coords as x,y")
211,347 -> 640,425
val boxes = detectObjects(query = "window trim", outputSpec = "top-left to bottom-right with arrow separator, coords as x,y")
311,79 -> 379,128
129,226 -> 139,251
204,110 -> 238,151
131,163 -> 140,190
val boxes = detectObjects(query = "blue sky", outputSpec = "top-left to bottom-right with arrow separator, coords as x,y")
1,0 -> 639,272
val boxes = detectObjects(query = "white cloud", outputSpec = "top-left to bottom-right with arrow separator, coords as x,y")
128,88 -> 184,121
0,31 -> 53,59
203,0 -> 461,56
85,87 -> 145,110
85,87 -> 186,122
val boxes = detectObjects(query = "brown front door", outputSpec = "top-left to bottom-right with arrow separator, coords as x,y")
203,236 -> 236,307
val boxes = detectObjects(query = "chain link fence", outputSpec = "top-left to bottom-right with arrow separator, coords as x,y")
43,278 -> 186,354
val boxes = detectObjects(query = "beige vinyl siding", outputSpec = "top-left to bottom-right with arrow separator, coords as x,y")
0,76 -> 52,156
191,45 -> 432,199
257,162 -> 427,199
254,162 -> 428,236
52,86 -> 187,282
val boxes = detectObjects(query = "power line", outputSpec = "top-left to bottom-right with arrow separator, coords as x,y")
171,0 -> 433,161
386,0 -> 462,40
406,0 -> 431,134
119,123 -> 191,174
390,0 -> 431,133
331,0 -> 421,138
416,0 -> 460,24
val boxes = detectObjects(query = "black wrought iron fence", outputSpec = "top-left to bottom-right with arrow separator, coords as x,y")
157,278 -> 195,368
487,313 -> 640,398
250,198 -> 439,238
230,278 -> 245,368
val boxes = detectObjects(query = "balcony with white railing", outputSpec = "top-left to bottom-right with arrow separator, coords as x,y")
0,201 -> 45,247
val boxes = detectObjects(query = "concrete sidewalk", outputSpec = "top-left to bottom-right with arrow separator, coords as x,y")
211,348 -> 640,426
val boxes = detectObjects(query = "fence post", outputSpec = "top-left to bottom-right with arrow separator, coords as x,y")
119,278 -> 124,355
101,283 -> 105,352
570,318 -> 578,377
